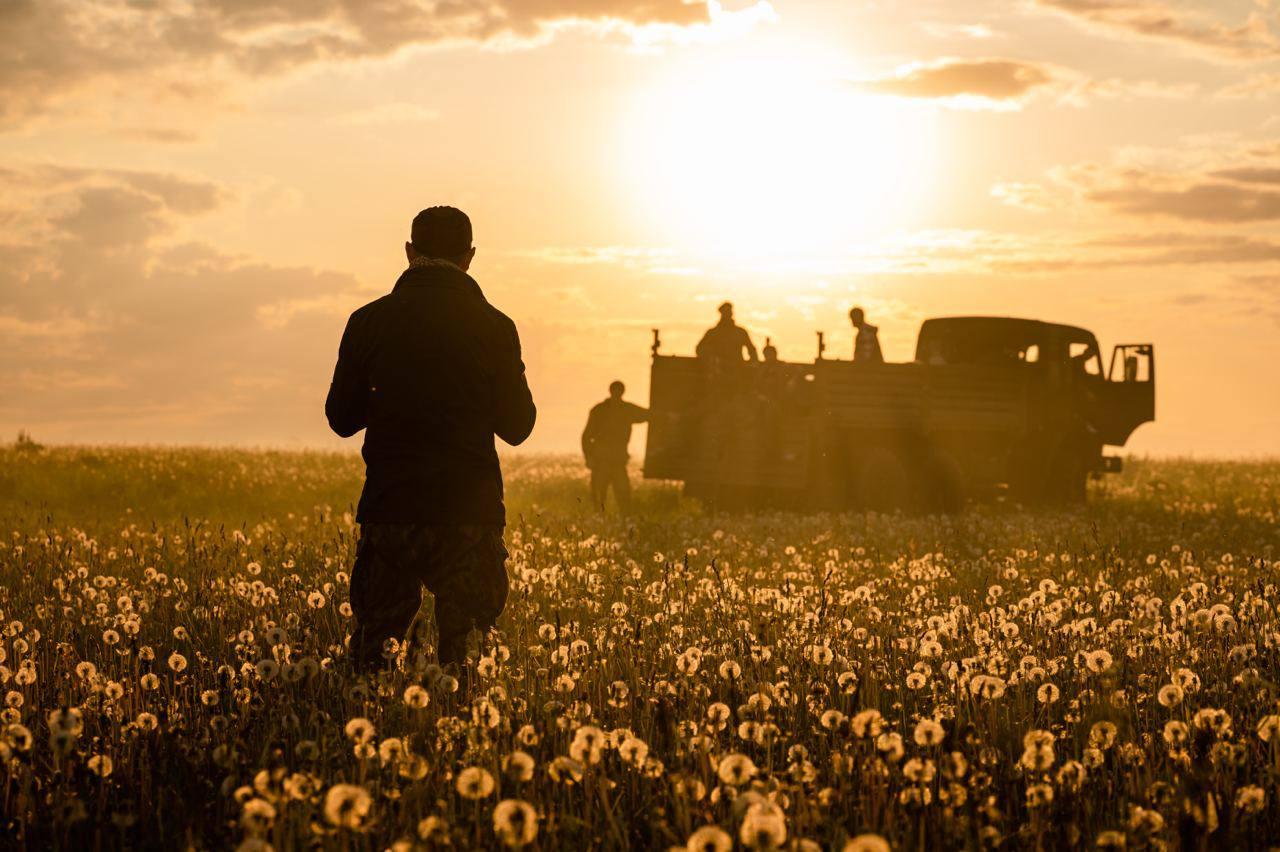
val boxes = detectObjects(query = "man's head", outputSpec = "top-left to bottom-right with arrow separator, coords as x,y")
849,307 -> 865,328
406,206 -> 476,270
718,301 -> 734,322
608,380 -> 625,400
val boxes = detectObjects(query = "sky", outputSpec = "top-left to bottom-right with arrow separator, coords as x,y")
2,0 -> 1279,457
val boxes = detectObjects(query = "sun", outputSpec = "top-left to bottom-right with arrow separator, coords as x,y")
620,45 -> 941,264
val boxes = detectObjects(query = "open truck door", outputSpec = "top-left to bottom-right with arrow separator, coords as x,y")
1096,344 -> 1155,447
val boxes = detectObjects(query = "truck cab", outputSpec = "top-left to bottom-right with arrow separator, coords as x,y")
916,317 -> 1154,449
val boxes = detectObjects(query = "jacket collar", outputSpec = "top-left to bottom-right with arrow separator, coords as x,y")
393,263 -> 487,301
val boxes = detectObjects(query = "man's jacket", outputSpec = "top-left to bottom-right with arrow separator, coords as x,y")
325,261 -> 536,526
855,324 -> 884,364
581,399 -> 648,469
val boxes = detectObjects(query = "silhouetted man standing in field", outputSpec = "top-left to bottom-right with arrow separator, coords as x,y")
326,206 -> 535,674
581,381 -> 648,512
697,302 -> 758,363
849,306 -> 884,364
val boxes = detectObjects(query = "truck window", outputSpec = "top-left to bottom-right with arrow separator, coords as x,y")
1019,344 -> 1039,363
1069,342 -> 1101,376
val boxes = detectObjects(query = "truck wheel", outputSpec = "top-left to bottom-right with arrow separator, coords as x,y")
1045,444 -> 1088,505
852,447 -> 919,512
922,452 -> 964,514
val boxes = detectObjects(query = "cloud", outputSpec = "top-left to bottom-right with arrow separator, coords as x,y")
0,163 -> 366,443
503,228 -> 1280,282
853,58 -> 1057,109
114,127 -> 203,144
972,231 -> 1280,274
918,229 -> 1280,273
1028,136 -> 1280,223
918,22 -> 1000,40
991,182 -> 1059,212
0,0 -> 765,129
1068,77 -> 1199,101
1087,182 -> 1280,223
1217,71 -> 1280,98
1211,167 -> 1280,186
334,103 -> 442,126
1076,233 -> 1280,266
1034,0 -> 1280,61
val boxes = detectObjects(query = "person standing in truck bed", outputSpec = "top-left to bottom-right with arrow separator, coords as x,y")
696,301 -> 758,364
849,306 -> 884,364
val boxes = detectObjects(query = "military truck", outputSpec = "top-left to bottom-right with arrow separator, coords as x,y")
642,317 -> 1154,510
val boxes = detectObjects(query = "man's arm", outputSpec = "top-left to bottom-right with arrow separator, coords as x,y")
493,316 -> 537,446
325,315 -> 369,438
741,329 -> 758,362
626,402 -> 649,423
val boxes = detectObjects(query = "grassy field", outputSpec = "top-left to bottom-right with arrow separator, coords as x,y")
1,446 -> 1278,850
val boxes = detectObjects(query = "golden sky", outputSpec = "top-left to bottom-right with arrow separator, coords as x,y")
2,0 -> 1279,456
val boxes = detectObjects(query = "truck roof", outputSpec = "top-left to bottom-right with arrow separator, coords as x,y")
915,316 -> 1097,362
919,316 -> 1093,338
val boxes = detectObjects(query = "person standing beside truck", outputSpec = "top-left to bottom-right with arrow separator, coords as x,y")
581,380 -> 649,513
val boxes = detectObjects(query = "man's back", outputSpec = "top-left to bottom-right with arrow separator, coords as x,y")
855,323 -> 884,364
697,321 -> 754,362
583,398 -> 647,465
326,260 -> 535,525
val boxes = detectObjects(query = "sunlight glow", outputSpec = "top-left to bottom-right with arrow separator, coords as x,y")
621,46 -> 942,263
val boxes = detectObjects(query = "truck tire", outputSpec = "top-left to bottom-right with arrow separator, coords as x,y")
1044,442 -> 1089,505
921,452 -> 965,514
851,447 -> 920,512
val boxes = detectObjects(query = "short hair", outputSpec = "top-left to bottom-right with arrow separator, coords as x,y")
849,306 -> 865,322
411,206 -> 472,259
718,301 -> 733,315
609,380 -> 625,395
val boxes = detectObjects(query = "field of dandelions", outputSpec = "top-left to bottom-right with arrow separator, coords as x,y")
1,446 -> 1278,851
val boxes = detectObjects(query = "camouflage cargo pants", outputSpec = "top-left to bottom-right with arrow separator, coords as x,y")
348,524 -> 509,672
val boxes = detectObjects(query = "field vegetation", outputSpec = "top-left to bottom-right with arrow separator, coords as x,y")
1,446 -> 1278,850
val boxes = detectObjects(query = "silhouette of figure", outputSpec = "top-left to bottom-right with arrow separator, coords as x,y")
697,302 -> 758,363
849,306 -> 884,364
326,205 -> 535,674
762,337 -> 778,363
582,381 -> 648,512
